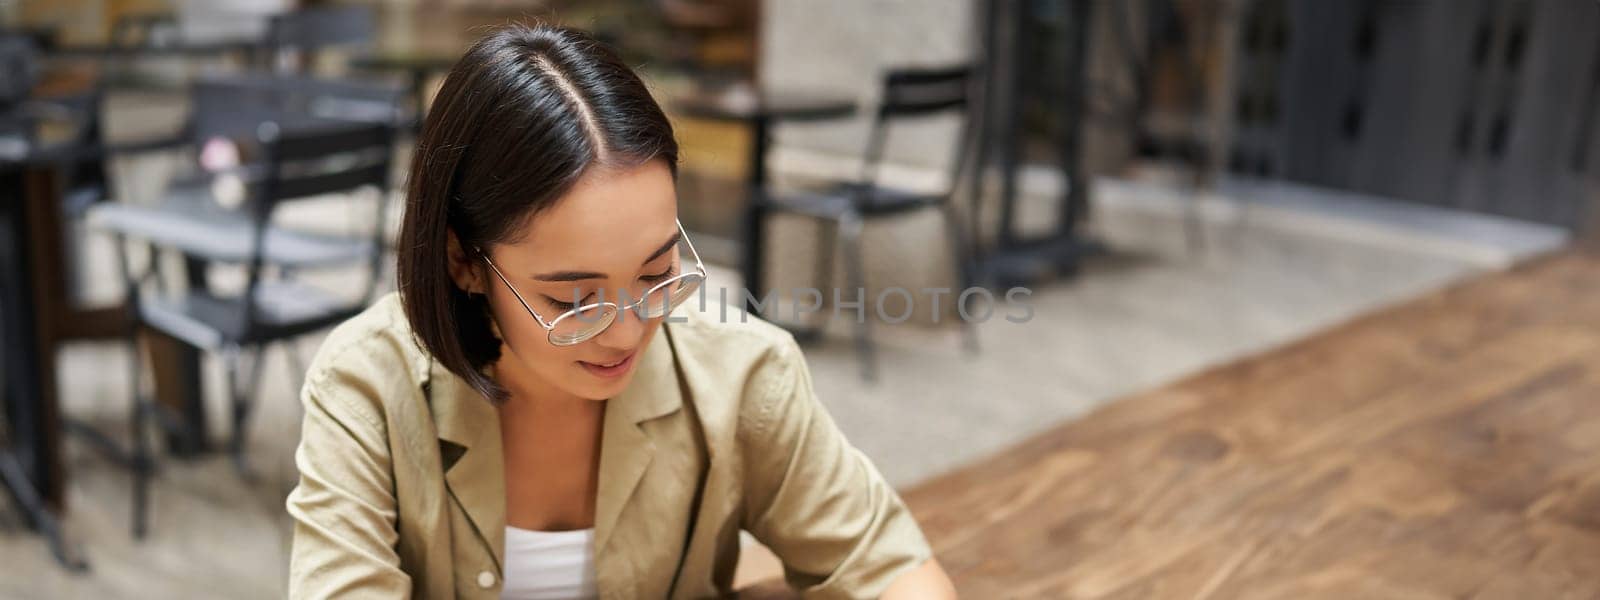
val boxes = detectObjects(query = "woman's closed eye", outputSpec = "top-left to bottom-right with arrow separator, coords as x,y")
545,294 -> 588,312
640,264 -> 678,284
541,266 -> 678,310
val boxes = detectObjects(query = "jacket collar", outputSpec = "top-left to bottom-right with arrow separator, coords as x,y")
429,356 -> 506,571
594,320 -> 684,551
425,320 -> 684,569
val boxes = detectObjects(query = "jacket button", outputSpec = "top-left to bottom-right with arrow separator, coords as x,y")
477,570 -> 496,588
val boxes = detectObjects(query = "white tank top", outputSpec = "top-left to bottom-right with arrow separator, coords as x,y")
500,526 -> 599,600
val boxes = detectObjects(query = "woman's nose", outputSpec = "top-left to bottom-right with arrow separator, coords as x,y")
592,297 -> 650,349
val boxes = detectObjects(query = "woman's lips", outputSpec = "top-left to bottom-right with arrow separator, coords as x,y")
578,351 -> 636,379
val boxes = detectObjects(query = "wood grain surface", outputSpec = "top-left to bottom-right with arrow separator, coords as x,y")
905,247 -> 1600,599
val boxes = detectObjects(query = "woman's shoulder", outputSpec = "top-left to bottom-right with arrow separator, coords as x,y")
663,305 -> 815,434
665,304 -> 805,377
301,292 -> 432,413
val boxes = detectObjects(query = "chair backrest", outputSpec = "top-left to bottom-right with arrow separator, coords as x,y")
0,33 -> 38,112
859,65 -> 977,194
266,5 -> 374,69
879,66 -> 973,118
55,85 -> 111,205
0,34 -> 106,199
186,74 -> 402,309
255,120 -> 395,206
189,73 -> 403,142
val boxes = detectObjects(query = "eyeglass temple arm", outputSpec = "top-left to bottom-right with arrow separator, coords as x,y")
478,252 -> 556,329
676,219 -> 706,271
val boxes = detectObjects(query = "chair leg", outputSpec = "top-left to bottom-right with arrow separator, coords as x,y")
838,213 -> 877,382
128,332 -> 151,539
244,340 -> 303,413
113,233 -> 154,537
939,202 -> 980,355
223,345 -> 257,481
811,219 -> 837,330
1182,188 -> 1205,254
1182,145 -> 1208,255
280,341 -> 309,494
282,340 -> 307,399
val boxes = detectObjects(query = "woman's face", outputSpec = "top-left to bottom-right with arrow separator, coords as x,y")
474,160 -> 680,402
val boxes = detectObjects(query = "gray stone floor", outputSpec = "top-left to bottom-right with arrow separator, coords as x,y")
0,92 -> 1569,597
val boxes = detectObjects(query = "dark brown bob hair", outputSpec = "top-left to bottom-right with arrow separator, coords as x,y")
396,23 -> 679,403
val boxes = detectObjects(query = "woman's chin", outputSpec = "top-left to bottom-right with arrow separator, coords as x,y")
566,365 -> 637,401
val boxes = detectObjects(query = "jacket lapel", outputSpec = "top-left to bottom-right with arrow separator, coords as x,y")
593,321 -> 684,554
425,320 -> 685,587
429,358 -> 507,572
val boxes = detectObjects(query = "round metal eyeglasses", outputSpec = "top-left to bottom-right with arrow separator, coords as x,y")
478,220 -> 707,346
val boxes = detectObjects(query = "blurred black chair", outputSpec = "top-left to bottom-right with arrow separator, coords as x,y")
40,82 -> 112,312
52,89 -> 110,216
265,5 -> 376,74
0,36 -> 38,178
762,66 -> 980,382
87,73 -> 402,537
0,33 -> 39,113
0,25 -> 58,52
0,32 -> 107,180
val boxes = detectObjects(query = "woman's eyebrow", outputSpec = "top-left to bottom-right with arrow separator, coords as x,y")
641,230 -> 682,265
533,269 -> 605,282
531,231 -> 682,282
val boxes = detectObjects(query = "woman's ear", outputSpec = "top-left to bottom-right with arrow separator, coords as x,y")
446,228 -> 487,295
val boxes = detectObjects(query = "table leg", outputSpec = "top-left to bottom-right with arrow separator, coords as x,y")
0,455 -> 85,570
27,164 -> 207,456
409,67 -> 433,132
19,167 -> 66,507
0,166 -> 87,570
740,116 -> 771,316
148,329 -> 208,456
141,255 -> 213,457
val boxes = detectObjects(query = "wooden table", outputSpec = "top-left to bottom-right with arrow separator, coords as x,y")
905,247 -> 1600,598
671,86 -> 856,319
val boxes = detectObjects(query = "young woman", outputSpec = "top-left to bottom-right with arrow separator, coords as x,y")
286,24 -> 956,599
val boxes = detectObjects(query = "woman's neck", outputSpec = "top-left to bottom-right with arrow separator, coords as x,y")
493,344 -> 605,532
491,344 -> 601,420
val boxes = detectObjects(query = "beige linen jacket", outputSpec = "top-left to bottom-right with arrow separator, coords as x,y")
285,293 -> 932,599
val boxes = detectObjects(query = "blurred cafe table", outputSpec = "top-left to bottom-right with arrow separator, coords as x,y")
0,128 -> 108,571
45,35 -> 264,67
671,84 -> 856,322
